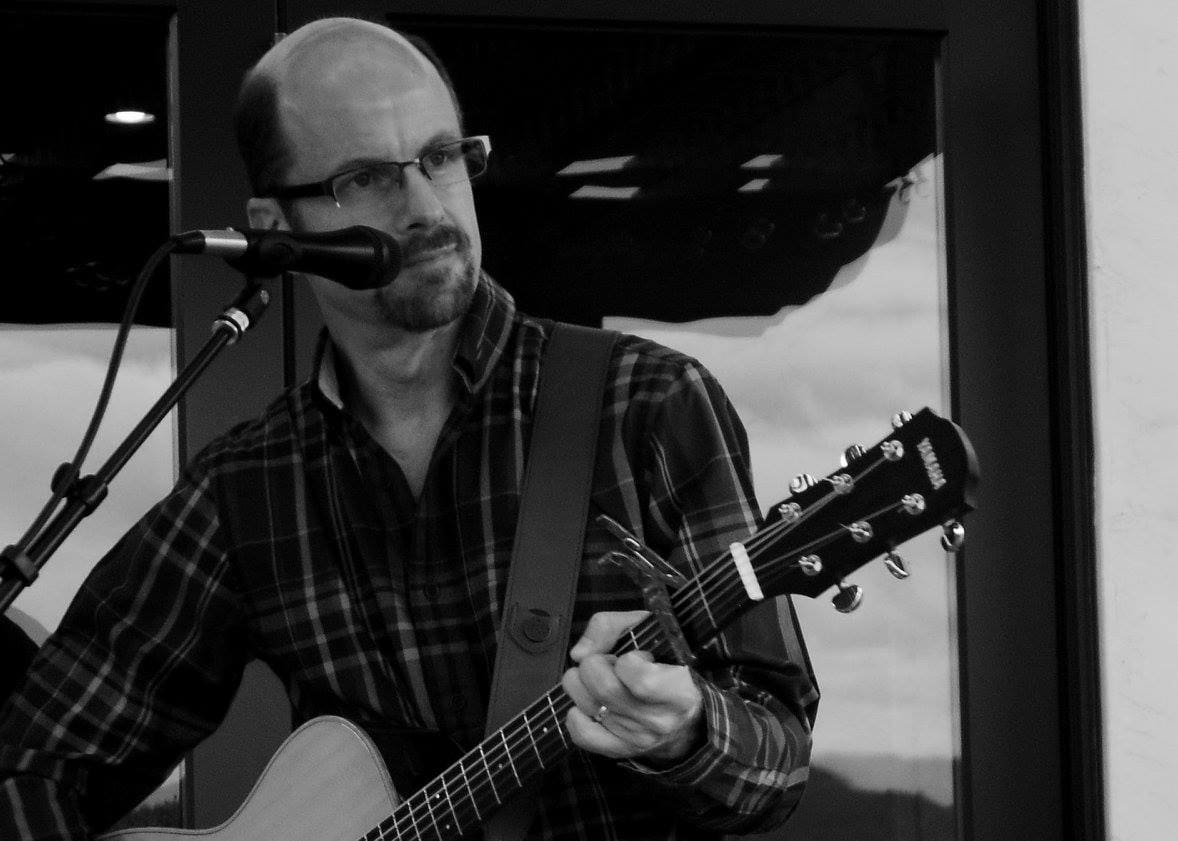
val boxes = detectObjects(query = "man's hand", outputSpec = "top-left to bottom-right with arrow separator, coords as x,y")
561,610 -> 705,764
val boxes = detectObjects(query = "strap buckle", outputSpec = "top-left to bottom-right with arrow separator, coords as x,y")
595,514 -> 696,666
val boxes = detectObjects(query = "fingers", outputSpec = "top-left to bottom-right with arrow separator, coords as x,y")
569,610 -> 649,662
561,650 -> 703,760
561,657 -> 641,759
562,653 -> 629,725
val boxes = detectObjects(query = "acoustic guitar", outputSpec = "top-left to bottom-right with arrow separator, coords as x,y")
101,407 -> 977,841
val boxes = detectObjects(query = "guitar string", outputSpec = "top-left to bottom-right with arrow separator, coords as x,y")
371,457 -> 905,839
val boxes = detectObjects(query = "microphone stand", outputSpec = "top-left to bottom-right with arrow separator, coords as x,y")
0,281 -> 272,614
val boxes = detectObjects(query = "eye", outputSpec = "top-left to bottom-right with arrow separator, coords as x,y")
422,145 -> 461,171
336,164 -> 396,195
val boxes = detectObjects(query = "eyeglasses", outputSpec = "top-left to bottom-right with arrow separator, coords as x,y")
263,135 -> 491,209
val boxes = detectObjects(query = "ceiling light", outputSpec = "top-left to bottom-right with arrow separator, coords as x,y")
104,110 -> 156,126
558,156 -> 636,176
740,154 -> 783,169
569,185 -> 640,200
738,179 -> 772,192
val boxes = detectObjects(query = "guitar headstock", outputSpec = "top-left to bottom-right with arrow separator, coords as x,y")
755,408 -> 978,610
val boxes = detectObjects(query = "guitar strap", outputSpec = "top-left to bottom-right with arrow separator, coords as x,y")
482,322 -> 618,841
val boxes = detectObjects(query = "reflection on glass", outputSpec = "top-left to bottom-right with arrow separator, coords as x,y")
0,6 -> 180,831
399,20 -> 953,840
607,153 -> 954,839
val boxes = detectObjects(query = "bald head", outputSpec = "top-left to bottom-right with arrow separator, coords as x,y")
235,18 -> 462,196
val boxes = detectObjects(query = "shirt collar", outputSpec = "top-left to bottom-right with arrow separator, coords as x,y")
311,272 -> 516,411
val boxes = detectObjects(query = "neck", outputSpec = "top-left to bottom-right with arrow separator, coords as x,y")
332,318 -> 463,424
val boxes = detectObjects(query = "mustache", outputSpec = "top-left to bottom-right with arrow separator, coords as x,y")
400,225 -> 469,263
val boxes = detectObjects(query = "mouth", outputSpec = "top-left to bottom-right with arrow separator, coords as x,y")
402,241 -> 459,268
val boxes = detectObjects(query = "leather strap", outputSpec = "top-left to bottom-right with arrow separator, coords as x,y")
482,322 -> 618,841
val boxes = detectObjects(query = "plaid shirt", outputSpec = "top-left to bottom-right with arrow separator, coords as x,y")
0,277 -> 817,841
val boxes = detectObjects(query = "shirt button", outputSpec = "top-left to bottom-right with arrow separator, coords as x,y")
424,584 -> 440,600
451,693 -> 467,711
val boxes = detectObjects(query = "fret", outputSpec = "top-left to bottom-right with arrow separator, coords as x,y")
522,709 -> 545,767
458,759 -> 482,822
626,627 -> 642,651
479,744 -> 501,805
377,813 -> 398,840
500,728 -> 523,787
544,693 -> 568,748
439,771 -> 462,836
420,784 -> 439,841
690,572 -> 720,635
405,788 -> 422,841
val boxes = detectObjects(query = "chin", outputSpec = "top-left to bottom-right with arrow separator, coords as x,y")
380,258 -> 477,331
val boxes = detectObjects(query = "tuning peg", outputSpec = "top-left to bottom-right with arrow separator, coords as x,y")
891,411 -> 914,429
797,554 -> 823,576
901,493 -> 927,515
776,501 -> 802,523
880,440 -> 905,462
828,473 -> 854,495
846,521 -> 874,543
832,581 -> 863,613
884,551 -> 910,579
840,444 -> 866,467
940,520 -> 966,552
790,473 -> 818,494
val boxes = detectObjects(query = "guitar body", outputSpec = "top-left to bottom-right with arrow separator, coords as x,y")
99,716 -> 401,841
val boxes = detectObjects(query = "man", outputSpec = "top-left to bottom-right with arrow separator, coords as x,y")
0,18 -> 816,840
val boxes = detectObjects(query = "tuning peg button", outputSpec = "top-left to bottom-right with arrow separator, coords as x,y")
840,445 -> 867,467
891,411 -> 914,429
832,582 -> 863,613
790,473 -> 818,494
884,551 -> 910,579
941,520 -> 966,552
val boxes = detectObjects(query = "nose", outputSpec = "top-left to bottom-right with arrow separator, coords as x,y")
394,164 -> 446,231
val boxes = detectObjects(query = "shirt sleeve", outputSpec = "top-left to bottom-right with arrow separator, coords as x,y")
624,358 -> 819,835
0,464 -> 249,841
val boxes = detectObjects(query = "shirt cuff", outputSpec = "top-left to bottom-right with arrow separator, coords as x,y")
618,673 -> 731,786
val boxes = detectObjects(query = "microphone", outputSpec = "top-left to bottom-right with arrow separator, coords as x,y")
172,225 -> 401,289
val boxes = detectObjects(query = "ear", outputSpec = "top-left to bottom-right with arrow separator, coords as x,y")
246,196 -> 290,231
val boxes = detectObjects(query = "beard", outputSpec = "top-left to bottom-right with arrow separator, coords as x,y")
376,223 -> 479,332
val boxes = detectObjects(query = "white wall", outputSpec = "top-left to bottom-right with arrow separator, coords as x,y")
1079,2 -> 1178,837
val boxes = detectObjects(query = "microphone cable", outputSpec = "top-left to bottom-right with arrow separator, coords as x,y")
8,238 -> 176,562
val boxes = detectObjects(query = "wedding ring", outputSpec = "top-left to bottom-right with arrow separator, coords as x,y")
592,704 -> 609,724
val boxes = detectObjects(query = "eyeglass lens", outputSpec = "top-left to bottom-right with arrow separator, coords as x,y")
331,138 -> 488,207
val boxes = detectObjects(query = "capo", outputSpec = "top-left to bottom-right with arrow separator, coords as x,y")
594,514 -> 696,666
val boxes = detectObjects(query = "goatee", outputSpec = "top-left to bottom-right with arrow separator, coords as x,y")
378,224 -> 478,331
